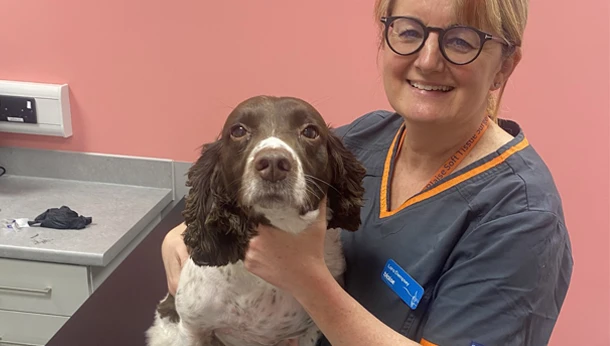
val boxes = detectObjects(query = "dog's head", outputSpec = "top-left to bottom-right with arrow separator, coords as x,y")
182,95 -> 366,266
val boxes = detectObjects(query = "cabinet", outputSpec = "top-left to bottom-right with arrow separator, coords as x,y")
0,258 -> 89,346
0,209 -> 164,345
0,310 -> 68,346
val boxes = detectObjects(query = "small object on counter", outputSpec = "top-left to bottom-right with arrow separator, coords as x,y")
12,218 -> 31,230
1,218 -> 30,231
28,206 -> 92,230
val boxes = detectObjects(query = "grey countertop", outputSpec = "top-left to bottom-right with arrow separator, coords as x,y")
0,175 -> 173,266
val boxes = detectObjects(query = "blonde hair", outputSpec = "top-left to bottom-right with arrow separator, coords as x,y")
373,0 -> 529,121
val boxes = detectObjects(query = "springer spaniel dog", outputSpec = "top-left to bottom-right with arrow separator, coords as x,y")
146,95 -> 366,346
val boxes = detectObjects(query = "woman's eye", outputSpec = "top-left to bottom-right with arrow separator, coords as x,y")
302,126 -> 319,139
398,29 -> 422,40
230,125 -> 247,138
446,38 -> 474,51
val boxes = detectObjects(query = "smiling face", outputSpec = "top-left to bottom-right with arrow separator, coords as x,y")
381,0 -> 517,126
218,96 -> 332,212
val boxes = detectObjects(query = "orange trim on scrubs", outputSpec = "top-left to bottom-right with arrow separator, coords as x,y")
379,124 -> 530,218
420,338 -> 438,346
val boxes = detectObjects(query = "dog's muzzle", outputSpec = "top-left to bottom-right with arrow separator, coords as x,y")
241,137 -> 306,209
254,148 -> 294,183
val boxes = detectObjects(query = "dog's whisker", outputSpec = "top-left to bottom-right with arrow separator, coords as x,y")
227,177 -> 243,190
305,175 -> 339,194
304,184 -> 321,201
307,181 -> 324,198
303,188 -> 319,211
302,181 -> 320,200
304,178 -> 324,199
304,174 -> 332,186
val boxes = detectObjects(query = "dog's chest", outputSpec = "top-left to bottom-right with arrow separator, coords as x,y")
177,260 -> 313,345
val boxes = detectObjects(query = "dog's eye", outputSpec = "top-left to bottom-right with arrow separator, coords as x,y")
302,126 -> 319,139
230,125 -> 247,138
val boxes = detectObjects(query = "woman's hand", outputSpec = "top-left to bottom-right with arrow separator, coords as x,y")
245,200 -> 420,346
161,222 -> 189,295
244,198 -> 329,296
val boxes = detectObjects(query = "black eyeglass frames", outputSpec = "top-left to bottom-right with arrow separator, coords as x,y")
380,16 -> 513,65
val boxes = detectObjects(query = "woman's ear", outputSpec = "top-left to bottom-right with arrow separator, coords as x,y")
181,140 -> 253,267
492,47 -> 522,90
326,131 -> 366,232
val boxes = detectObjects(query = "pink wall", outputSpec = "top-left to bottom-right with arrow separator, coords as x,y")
1,1 -> 608,345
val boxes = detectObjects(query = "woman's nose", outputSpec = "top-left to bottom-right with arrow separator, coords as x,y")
413,33 -> 445,72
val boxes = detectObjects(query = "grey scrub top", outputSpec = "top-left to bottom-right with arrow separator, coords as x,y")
318,110 -> 573,346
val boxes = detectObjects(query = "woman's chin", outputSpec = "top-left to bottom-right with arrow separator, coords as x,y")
395,106 -> 452,124
390,93 -> 457,124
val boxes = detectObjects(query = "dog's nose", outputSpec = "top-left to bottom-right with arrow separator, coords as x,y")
255,150 -> 292,182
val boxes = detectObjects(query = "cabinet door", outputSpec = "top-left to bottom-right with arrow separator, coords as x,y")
0,258 -> 90,316
0,309 -> 68,346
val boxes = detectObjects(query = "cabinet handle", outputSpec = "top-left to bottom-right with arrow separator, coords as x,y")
0,336 -> 43,346
0,285 -> 52,295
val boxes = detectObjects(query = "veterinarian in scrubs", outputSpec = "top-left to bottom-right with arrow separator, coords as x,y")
161,0 -> 573,345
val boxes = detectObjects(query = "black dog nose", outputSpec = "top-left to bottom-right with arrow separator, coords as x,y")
255,150 -> 292,182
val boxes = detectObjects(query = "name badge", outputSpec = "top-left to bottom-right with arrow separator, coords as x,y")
381,259 -> 424,310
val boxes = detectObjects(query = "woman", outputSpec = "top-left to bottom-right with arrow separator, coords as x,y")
162,0 -> 573,345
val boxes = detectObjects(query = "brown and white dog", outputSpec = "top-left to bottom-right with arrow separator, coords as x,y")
145,95 -> 366,346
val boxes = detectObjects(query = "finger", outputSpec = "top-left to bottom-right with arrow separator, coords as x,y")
257,223 -> 274,233
243,250 -> 259,273
253,224 -> 271,237
256,224 -> 285,239
316,196 -> 328,224
246,233 -> 265,254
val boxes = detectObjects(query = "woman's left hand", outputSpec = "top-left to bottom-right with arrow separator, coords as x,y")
244,198 -> 329,295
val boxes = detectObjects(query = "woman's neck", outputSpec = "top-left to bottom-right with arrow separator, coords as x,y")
398,115 -> 489,172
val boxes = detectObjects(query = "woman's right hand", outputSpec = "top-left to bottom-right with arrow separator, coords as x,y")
161,222 -> 189,295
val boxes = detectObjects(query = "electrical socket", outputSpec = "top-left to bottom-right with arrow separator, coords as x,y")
0,95 -> 38,124
0,80 -> 71,137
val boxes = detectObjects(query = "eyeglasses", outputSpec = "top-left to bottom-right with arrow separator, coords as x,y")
380,16 -> 513,65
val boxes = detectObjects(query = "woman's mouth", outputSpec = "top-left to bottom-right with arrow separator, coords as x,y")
407,80 -> 454,92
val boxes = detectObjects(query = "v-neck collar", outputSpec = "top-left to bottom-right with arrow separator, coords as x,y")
379,121 -> 529,219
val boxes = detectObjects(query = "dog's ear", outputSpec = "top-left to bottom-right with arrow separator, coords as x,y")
181,140 -> 253,267
326,130 -> 366,232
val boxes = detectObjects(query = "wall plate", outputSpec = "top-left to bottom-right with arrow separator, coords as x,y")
0,80 -> 72,138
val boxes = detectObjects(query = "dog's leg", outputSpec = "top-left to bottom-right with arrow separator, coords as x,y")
146,294 -> 217,346
145,294 -> 183,346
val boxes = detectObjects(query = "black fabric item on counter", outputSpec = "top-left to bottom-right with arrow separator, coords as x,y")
28,206 -> 92,230
0,166 -> 5,177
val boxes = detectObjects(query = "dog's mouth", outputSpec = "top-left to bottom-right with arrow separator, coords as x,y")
247,180 -> 296,208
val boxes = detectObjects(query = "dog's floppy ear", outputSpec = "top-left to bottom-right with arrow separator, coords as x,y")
326,130 -> 366,232
181,140 -> 253,267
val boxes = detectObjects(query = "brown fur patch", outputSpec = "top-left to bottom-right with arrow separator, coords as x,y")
156,294 -> 180,323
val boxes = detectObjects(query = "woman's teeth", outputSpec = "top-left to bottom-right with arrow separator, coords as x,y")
408,80 -> 453,92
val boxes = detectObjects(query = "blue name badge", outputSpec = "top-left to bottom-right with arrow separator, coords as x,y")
381,259 -> 424,310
